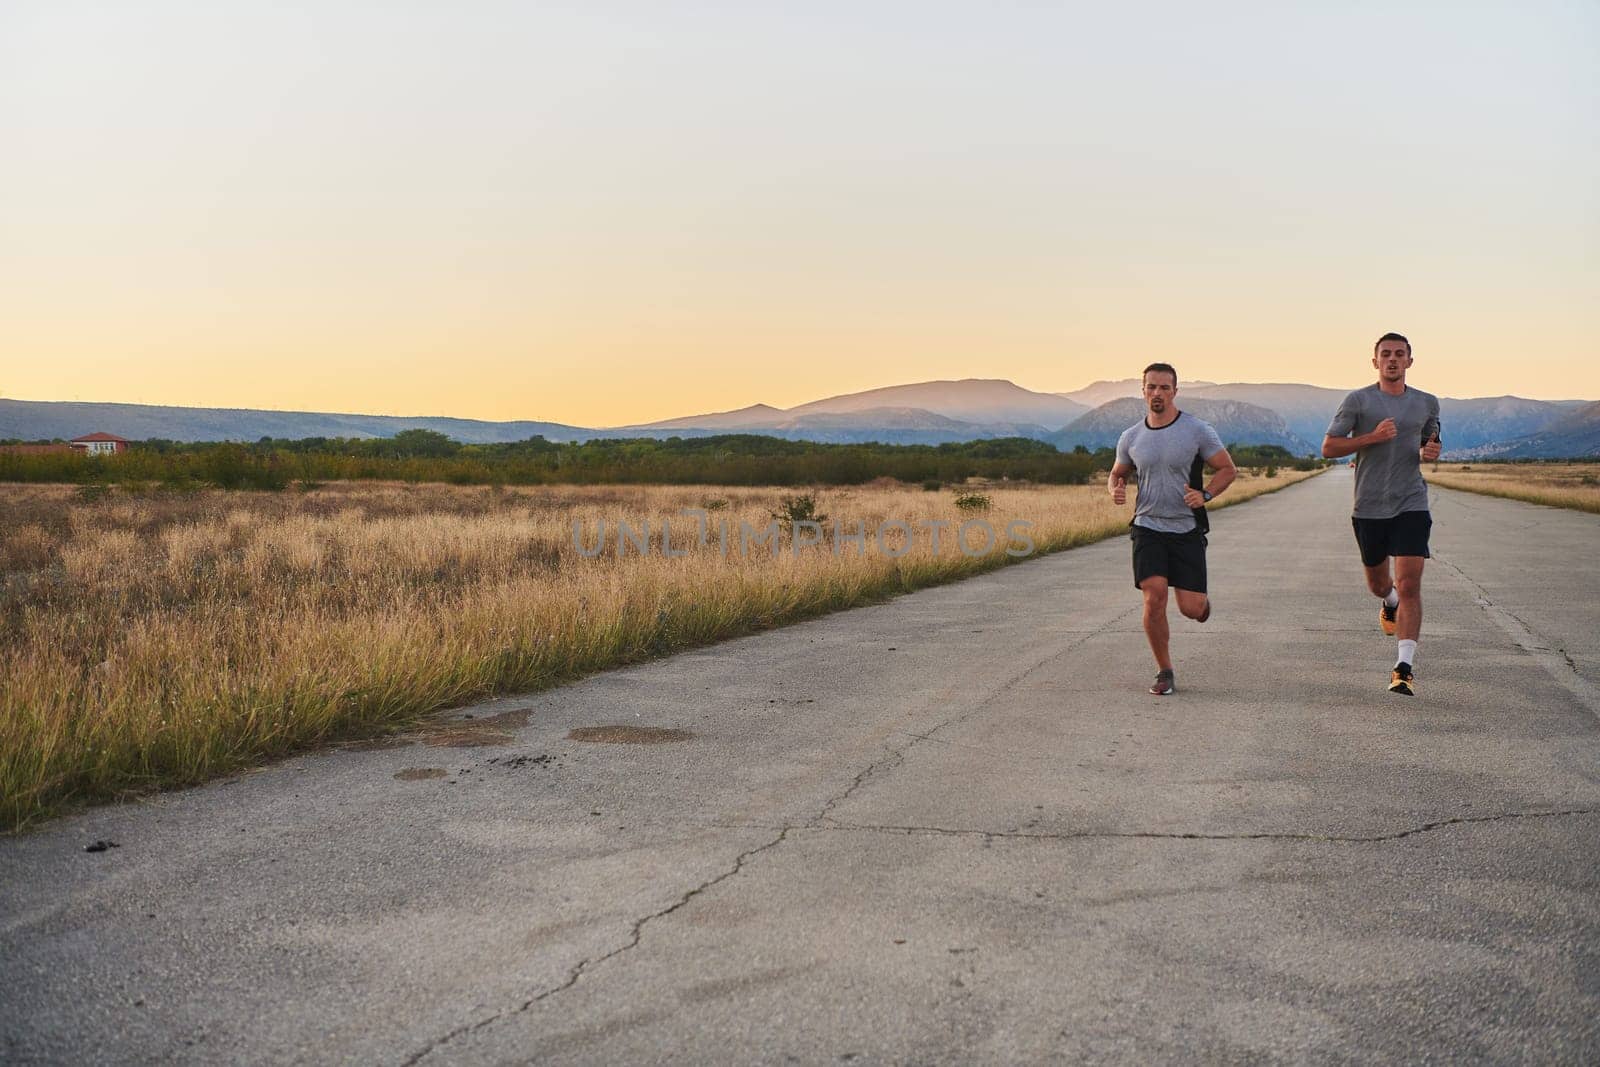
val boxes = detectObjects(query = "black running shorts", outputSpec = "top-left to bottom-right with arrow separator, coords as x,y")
1351,510 -> 1432,567
1130,525 -> 1207,592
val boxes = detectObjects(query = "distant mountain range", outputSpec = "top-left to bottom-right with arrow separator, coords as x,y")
1459,400 -> 1600,460
3,378 -> 1596,458
0,399 -> 591,446
1045,397 -> 1311,454
1055,379 -> 1217,409
615,380 -> 1086,441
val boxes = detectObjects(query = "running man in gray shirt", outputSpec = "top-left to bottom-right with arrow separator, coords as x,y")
1322,332 -> 1443,696
1109,362 -> 1236,696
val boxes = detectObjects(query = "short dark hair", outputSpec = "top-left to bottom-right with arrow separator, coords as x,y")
1142,362 -> 1178,387
1374,332 -> 1410,354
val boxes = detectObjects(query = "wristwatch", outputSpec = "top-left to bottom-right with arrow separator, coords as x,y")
1201,490 -> 1214,502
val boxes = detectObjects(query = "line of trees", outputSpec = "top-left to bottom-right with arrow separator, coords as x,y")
0,432 -> 1327,490
0,432 -> 1105,489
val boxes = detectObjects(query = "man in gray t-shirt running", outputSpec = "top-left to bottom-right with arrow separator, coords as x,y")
1108,362 -> 1236,696
1321,332 -> 1443,696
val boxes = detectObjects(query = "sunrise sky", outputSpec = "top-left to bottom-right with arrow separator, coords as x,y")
2,2 -> 1595,426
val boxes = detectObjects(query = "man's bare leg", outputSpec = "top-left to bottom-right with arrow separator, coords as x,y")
1140,576 -> 1172,671
1393,555 -> 1425,642
1174,588 -> 1209,622
1363,559 -> 1394,601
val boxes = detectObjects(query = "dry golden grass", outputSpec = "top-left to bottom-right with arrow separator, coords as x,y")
1,471 -> 1317,829
1424,463 -> 1600,515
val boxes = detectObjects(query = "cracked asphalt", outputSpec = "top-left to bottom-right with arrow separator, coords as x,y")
3,469 -> 1599,1065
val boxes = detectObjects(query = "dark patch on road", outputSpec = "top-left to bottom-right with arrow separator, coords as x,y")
418,707 -> 534,748
567,725 -> 693,744
341,709 -> 534,752
424,731 -> 515,748
394,768 -> 448,781
83,840 -> 120,853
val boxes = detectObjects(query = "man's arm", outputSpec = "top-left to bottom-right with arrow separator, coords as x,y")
1420,429 -> 1442,463
1108,460 -> 1133,505
1183,448 -> 1235,507
1420,403 -> 1442,462
1322,418 -> 1397,459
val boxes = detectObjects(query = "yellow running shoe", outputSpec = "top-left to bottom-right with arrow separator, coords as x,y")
1379,602 -> 1398,636
1388,663 -> 1414,696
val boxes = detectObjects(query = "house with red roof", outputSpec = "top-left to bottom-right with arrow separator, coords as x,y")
70,432 -> 128,455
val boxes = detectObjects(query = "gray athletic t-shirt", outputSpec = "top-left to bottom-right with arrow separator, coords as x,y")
1115,411 -> 1226,534
1325,383 -> 1441,519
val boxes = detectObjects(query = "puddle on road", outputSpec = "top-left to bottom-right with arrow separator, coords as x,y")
342,708 -> 539,753
415,708 -> 534,749
423,731 -> 516,748
567,725 -> 693,744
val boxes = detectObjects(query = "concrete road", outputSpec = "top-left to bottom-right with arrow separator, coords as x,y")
3,470 -> 1598,1065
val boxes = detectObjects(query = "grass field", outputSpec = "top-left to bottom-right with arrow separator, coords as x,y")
1,470 -> 1317,830
1425,463 -> 1600,515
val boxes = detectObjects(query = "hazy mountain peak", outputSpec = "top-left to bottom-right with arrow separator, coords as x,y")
785,378 -> 1087,431
1055,378 -> 1221,408
627,402 -> 787,431
778,406 -> 974,430
791,378 -> 1030,409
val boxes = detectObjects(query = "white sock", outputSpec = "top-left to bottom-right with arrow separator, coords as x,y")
1397,639 -> 1417,667
1382,588 -> 1399,609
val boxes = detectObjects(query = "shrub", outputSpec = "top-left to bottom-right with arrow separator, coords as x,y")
954,492 -> 992,512
771,493 -> 828,532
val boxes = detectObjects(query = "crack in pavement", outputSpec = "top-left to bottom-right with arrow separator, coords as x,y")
811,743 -> 907,826
403,606 -> 1134,1064
401,742 -> 926,1065
400,827 -> 792,1066
1432,550 -> 1600,721
402,801 -> 1598,1061
814,807 -> 1600,844
809,606 -> 1140,827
